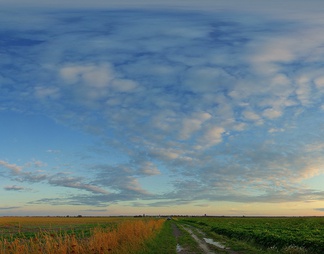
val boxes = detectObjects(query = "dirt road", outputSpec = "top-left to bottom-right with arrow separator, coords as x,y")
173,223 -> 239,254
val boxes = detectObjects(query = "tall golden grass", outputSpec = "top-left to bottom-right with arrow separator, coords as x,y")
0,218 -> 164,254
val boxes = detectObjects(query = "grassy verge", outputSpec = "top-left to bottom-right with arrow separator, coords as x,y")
175,222 -> 204,253
136,220 -> 177,254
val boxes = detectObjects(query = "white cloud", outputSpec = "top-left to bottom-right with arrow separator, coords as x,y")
251,39 -> 295,66
138,162 -> 160,176
125,178 -> 150,194
4,185 -> 28,191
111,79 -> 138,92
25,160 -> 47,168
262,108 -> 282,119
202,126 -> 225,147
180,112 -> 211,140
268,128 -> 285,133
233,122 -> 246,131
0,160 -> 22,174
183,67 -> 234,93
34,86 -> 60,100
49,176 -> 109,194
47,149 -> 61,154
242,110 -> 263,124
304,143 -> 324,153
314,76 -> 324,91
149,147 -> 181,161
3,5 -> 324,209
1,159 -> 110,195
298,167 -> 321,180
295,76 -> 313,106
60,63 -> 114,88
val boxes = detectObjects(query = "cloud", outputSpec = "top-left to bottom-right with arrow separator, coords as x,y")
34,86 -> 60,100
48,174 -> 109,195
194,203 -> 210,207
2,6 -> 324,209
315,208 -> 324,212
268,128 -> 285,133
25,160 -> 47,168
91,164 -> 151,196
180,112 -> 212,140
60,64 -> 113,88
81,209 -> 107,212
0,206 -> 21,210
1,159 -> 109,195
131,199 -> 192,208
242,110 -> 263,124
4,185 -> 29,191
138,162 -> 161,176
0,160 -> 22,174
47,149 -> 61,154
262,108 -> 282,119
201,126 -> 226,147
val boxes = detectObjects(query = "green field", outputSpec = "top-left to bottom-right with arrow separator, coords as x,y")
178,216 -> 324,253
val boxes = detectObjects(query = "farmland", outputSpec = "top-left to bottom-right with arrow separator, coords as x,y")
177,216 -> 324,253
0,216 -> 324,253
0,216 -> 165,254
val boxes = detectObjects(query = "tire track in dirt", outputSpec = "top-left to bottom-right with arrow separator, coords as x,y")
180,225 -> 215,254
172,223 -> 195,254
172,223 -> 214,254
173,223 -> 240,254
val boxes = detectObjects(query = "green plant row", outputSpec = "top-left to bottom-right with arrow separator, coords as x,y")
179,217 -> 324,254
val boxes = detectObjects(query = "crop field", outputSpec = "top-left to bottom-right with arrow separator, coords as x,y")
1,216 -> 324,254
0,216 -> 164,254
178,216 -> 324,254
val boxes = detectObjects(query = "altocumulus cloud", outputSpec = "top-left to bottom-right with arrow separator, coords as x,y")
0,206 -> 21,210
1,5 -> 324,208
0,159 -> 108,195
4,185 -> 27,191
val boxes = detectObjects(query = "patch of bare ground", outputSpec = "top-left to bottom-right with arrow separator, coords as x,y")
178,224 -> 240,254
172,223 -> 182,238
172,223 -> 198,254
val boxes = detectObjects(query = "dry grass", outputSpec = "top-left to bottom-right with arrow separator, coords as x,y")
0,218 -> 164,254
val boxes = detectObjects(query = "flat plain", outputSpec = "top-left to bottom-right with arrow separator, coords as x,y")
1,216 -> 323,254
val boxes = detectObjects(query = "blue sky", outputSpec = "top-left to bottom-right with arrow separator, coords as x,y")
1,0 -> 324,216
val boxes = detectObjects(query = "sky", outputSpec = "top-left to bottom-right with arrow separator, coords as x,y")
1,0 -> 324,216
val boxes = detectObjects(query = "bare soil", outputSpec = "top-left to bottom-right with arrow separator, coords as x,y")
172,223 -> 198,254
181,225 -> 215,254
172,223 -> 182,238
173,223 -> 240,254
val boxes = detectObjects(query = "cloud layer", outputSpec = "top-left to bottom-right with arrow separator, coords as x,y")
1,5 -> 324,212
